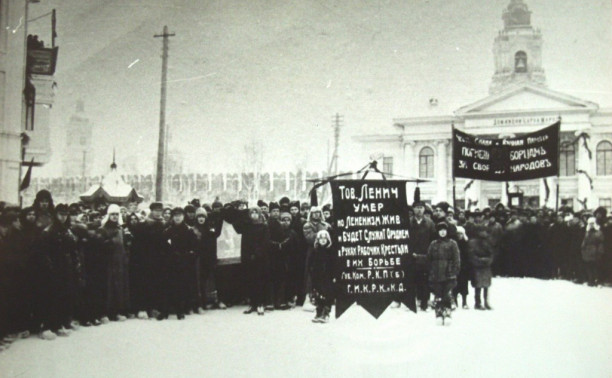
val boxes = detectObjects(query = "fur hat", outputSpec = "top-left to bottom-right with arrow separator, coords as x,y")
269,202 -> 280,211
279,196 -> 290,207
195,207 -> 207,218
149,202 -> 164,211
101,204 -> 123,227
184,204 -> 196,213
435,221 -> 448,231
594,206 -> 608,218
322,204 -> 332,212
55,203 -> 69,215
171,207 -> 185,216
413,201 -> 425,208
257,200 -> 268,208
289,201 -> 300,210
435,201 -> 450,213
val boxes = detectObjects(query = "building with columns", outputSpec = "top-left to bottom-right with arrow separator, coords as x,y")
355,0 -> 612,211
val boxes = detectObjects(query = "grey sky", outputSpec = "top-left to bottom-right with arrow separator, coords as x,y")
26,0 -> 612,177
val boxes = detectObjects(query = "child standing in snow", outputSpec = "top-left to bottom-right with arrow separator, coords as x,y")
468,225 -> 494,310
309,230 -> 335,323
427,222 -> 460,324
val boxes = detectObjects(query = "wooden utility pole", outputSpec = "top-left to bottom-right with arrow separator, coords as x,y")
154,26 -> 175,201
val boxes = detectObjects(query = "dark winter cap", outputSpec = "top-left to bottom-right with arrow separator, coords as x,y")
435,202 -> 450,213
35,189 -> 53,201
190,198 -> 201,208
435,222 -> 449,231
184,204 -> 196,213
171,207 -> 185,216
149,202 -> 164,211
322,204 -> 332,212
0,208 -> 19,226
257,200 -> 268,208
413,201 -> 425,208
289,201 -> 300,210
69,203 -> 81,215
212,200 -> 223,209
55,204 -> 69,215
594,206 -> 607,218
300,202 -> 310,211
269,202 -> 280,211
279,196 -> 290,207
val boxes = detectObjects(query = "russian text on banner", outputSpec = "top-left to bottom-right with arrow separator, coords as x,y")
330,180 -> 415,319
452,121 -> 560,181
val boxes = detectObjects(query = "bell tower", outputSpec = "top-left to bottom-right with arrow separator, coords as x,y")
490,0 -> 546,94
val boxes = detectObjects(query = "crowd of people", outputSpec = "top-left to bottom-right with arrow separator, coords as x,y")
0,189 -> 611,347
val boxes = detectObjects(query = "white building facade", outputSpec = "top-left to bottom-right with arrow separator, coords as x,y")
0,0 -> 55,204
355,0 -> 612,211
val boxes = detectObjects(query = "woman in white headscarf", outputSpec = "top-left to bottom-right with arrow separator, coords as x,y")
96,204 -> 131,322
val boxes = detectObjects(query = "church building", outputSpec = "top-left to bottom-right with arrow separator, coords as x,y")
354,0 -> 612,211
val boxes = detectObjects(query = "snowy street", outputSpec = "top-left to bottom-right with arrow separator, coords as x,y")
0,277 -> 610,378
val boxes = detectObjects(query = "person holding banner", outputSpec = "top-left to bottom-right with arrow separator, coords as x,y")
409,201 -> 436,311
427,222 -> 460,324
303,207 -> 331,311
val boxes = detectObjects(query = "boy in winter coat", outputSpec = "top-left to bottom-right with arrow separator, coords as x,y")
161,207 -> 198,320
309,230 -> 335,323
468,225 -> 494,310
427,222 -> 460,322
581,217 -> 605,286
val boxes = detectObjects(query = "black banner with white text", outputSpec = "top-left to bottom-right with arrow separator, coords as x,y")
452,121 -> 560,181
330,180 -> 415,319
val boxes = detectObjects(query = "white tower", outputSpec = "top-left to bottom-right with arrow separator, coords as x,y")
490,0 -> 547,94
62,100 -> 94,177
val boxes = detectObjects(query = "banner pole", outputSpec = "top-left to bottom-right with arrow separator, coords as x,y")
451,122 -> 456,210
556,115 -> 562,212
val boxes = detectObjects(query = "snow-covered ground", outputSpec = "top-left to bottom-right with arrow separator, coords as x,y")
1,277 -> 611,378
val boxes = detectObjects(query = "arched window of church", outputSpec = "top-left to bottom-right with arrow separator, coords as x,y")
419,147 -> 434,178
514,51 -> 527,73
559,142 -> 575,176
596,141 -> 612,176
